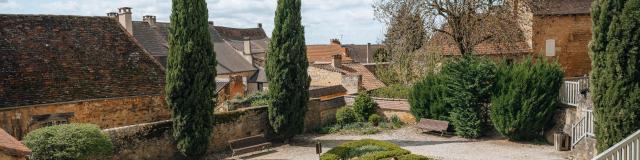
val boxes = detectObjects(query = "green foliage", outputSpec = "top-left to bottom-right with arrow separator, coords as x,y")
336,107 -> 359,125
590,0 -> 640,151
409,74 -> 449,121
213,109 -> 248,125
396,154 -> 432,160
166,0 -> 216,157
345,145 -> 387,159
441,55 -> 497,138
390,114 -> 404,128
23,124 -> 113,160
226,92 -> 270,108
490,57 -> 563,140
353,93 -> 379,121
371,84 -> 411,99
374,48 -> 390,62
320,139 -> 411,160
369,114 -> 383,126
449,108 -> 482,138
266,0 -> 310,139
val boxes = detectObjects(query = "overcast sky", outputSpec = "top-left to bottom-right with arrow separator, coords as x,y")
0,0 -> 386,44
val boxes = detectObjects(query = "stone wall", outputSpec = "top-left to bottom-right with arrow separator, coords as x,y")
344,96 -> 416,124
533,14 -> 592,77
309,66 -> 343,87
0,95 -> 169,139
305,97 -> 346,132
376,108 -> 416,124
104,106 -> 269,159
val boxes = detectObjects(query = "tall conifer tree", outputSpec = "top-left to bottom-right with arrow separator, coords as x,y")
266,0 -> 310,139
166,0 -> 216,157
590,0 -> 640,151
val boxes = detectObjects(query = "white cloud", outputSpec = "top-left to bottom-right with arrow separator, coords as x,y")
0,0 -> 385,44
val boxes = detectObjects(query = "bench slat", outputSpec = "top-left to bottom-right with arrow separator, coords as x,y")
417,118 -> 449,132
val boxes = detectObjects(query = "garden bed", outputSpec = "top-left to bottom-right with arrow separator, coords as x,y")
320,139 -> 434,160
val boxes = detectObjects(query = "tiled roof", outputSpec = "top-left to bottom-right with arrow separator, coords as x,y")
0,128 -> 30,157
344,44 -> 384,63
375,99 -> 410,111
248,68 -> 267,83
307,44 -> 353,63
132,21 -> 262,75
427,28 -> 532,56
216,81 -> 230,93
534,0 -> 593,15
311,63 -> 386,91
309,85 -> 347,98
0,14 -> 165,108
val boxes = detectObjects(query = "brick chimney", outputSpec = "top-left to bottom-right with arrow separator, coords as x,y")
118,7 -> 133,35
257,23 -> 263,28
332,54 -> 342,68
209,21 -> 214,26
106,12 -> 118,18
330,39 -> 341,45
143,15 -> 156,27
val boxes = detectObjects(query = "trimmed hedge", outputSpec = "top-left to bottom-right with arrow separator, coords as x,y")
336,107 -> 359,125
320,139 -> 433,160
23,124 -> 113,160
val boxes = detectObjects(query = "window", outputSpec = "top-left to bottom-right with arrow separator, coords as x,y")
546,39 -> 556,57
31,112 -> 74,128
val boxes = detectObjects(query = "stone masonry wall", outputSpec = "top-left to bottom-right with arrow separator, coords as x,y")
533,14 -> 592,77
105,106 -> 269,159
305,97 -> 346,132
308,66 -> 343,87
0,95 -> 169,139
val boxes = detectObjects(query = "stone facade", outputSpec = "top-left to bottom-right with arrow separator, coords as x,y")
309,66 -> 344,87
0,96 -> 169,139
305,97 -> 347,132
533,14 -> 592,77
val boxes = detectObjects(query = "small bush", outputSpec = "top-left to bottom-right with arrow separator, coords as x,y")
336,107 -> 358,125
369,114 -> 383,126
490,57 -> 563,140
409,74 -> 449,121
390,114 -> 404,128
371,84 -> 411,99
23,124 -> 113,160
352,93 -> 379,121
320,139 -> 411,160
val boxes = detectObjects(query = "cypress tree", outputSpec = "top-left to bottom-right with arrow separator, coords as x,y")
265,0 -> 310,139
590,0 -> 640,151
166,0 -> 216,157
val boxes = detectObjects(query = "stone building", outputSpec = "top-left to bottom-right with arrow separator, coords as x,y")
109,7 -> 269,97
306,40 -> 386,94
533,0 -> 593,78
0,14 -> 169,138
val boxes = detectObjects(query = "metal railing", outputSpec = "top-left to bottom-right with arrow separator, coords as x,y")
572,110 -> 595,148
593,130 -> 640,160
560,77 -> 589,106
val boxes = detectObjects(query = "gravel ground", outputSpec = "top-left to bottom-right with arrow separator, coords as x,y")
222,126 -> 569,160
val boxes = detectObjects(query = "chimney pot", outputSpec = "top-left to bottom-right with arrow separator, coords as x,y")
332,54 -> 342,68
143,15 -> 156,26
107,12 -> 118,18
209,21 -> 214,26
257,23 -> 263,28
117,7 -> 133,35
330,39 -> 341,45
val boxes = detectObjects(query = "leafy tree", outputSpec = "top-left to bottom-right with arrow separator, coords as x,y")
166,0 -> 216,157
590,0 -> 640,150
24,124 -> 113,160
266,0 -> 310,139
490,57 -> 563,140
441,55 -> 497,138
352,93 -> 379,121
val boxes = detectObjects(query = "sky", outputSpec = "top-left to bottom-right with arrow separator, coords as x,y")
0,0 -> 386,45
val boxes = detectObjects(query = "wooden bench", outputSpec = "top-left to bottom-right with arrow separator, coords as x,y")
417,118 -> 449,136
228,134 -> 272,157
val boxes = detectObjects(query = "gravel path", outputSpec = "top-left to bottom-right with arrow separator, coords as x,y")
232,126 -> 569,160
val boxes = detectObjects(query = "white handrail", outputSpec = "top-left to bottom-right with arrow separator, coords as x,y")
561,81 -> 581,106
592,130 -> 640,160
572,110 -> 595,148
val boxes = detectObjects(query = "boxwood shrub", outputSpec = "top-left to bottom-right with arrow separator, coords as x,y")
23,123 -> 113,160
320,139 -> 433,160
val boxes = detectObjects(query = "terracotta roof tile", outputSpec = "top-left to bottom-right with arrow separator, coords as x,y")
0,127 -> 31,157
0,14 -> 165,108
534,0 -> 593,15
306,45 -> 353,63
311,63 -> 386,91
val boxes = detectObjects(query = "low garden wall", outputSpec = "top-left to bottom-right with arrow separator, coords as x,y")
305,97 -> 346,132
104,106 -> 269,159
